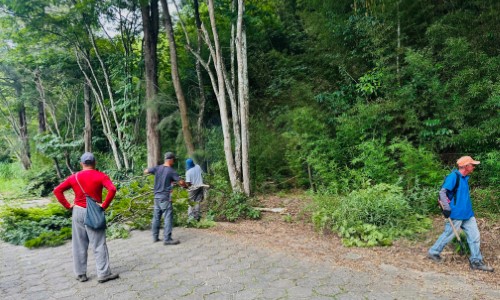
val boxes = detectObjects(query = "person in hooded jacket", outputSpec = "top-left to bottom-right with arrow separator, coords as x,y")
185,158 -> 205,222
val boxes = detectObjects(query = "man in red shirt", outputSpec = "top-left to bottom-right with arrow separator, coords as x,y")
53,152 -> 119,283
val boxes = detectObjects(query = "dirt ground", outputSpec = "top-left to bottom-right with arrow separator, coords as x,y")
205,193 -> 500,286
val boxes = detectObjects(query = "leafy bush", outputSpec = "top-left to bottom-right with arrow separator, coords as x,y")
471,187 -> 500,220
476,150 -> 500,187
351,139 -> 398,184
203,161 -> 260,222
0,203 -> 72,247
207,191 -> 261,222
312,184 -> 432,247
24,227 -> 72,248
389,139 -> 446,188
404,180 -> 440,215
24,167 -> 61,197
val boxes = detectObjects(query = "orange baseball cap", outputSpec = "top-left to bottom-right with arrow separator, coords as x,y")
457,156 -> 480,167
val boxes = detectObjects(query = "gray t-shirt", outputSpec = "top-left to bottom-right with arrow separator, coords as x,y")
186,164 -> 203,187
148,165 -> 180,199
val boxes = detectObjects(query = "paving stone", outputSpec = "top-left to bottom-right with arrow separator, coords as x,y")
1,227 -> 498,300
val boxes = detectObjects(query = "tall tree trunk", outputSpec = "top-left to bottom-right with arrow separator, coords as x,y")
236,0 -> 250,195
160,0 -> 195,156
141,0 -> 162,166
193,0 -> 207,146
15,84 -> 31,170
34,69 -> 46,134
207,0 -> 241,192
83,80 -> 92,152
230,0 -> 242,179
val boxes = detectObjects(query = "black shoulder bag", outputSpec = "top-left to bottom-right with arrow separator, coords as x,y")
75,172 -> 107,230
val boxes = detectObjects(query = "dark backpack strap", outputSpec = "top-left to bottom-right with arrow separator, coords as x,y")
451,172 -> 460,206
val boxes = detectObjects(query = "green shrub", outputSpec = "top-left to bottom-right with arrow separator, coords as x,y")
351,139 -> 398,184
471,187 -> 500,220
0,204 -> 72,246
207,191 -> 261,222
24,167 -> 61,197
312,184 -> 432,247
24,227 -> 72,248
389,139 -> 446,189
404,180 -> 440,215
476,150 -> 500,187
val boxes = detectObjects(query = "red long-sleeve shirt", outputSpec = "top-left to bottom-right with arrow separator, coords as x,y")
53,169 -> 117,210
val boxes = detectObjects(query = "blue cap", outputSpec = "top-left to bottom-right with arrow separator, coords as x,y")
186,158 -> 195,170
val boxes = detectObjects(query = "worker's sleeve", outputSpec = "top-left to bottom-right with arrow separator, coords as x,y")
438,188 -> 451,211
101,175 -> 117,210
53,178 -> 73,209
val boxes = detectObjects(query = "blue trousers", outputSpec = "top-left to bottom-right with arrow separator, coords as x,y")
428,216 -> 483,263
152,197 -> 174,241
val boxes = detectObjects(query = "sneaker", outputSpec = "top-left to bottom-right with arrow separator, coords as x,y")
97,273 -> 119,283
76,274 -> 88,282
427,253 -> 443,263
470,261 -> 494,272
153,237 -> 160,243
164,239 -> 180,245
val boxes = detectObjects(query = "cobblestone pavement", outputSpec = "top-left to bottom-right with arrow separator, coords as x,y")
1,228 -> 499,300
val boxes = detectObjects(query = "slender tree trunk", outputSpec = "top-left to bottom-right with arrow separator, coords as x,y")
193,0 -> 206,146
141,0 -> 162,166
160,0 -> 195,156
14,84 -> 31,170
207,0 -> 241,192
74,49 -> 123,169
236,0 -> 250,195
34,69 -> 46,133
83,81 -> 92,152
230,0 -> 242,179
53,157 -> 63,179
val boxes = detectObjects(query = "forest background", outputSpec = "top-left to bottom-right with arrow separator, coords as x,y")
0,0 -> 498,249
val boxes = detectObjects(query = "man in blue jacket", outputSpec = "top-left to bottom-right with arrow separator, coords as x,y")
427,156 -> 494,272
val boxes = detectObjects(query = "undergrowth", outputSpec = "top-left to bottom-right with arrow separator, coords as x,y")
0,203 -> 72,248
312,183 -> 432,247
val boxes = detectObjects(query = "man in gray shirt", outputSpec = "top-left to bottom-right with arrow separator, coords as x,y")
144,152 -> 186,245
185,158 -> 205,222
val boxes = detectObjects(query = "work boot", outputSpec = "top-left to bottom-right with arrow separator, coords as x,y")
97,273 -> 119,283
427,253 -> 443,263
76,274 -> 88,282
164,239 -> 180,245
470,261 -> 494,272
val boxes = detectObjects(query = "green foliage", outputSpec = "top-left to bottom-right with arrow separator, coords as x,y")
312,184 -> 432,247
403,181 -> 439,215
207,191 -> 261,222
106,176 -> 154,230
0,163 -> 27,201
351,139 -> 397,184
24,167 -> 61,197
389,140 -> 446,189
24,227 -> 72,249
471,187 -> 500,220
106,223 -> 130,240
186,217 -> 217,229
450,232 -> 471,256
0,203 -> 72,247
476,150 -> 500,187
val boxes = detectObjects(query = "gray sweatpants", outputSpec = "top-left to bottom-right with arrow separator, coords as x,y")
72,206 -> 112,277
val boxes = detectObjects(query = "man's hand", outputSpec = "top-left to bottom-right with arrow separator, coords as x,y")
143,168 -> 150,175
442,210 -> 451,219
